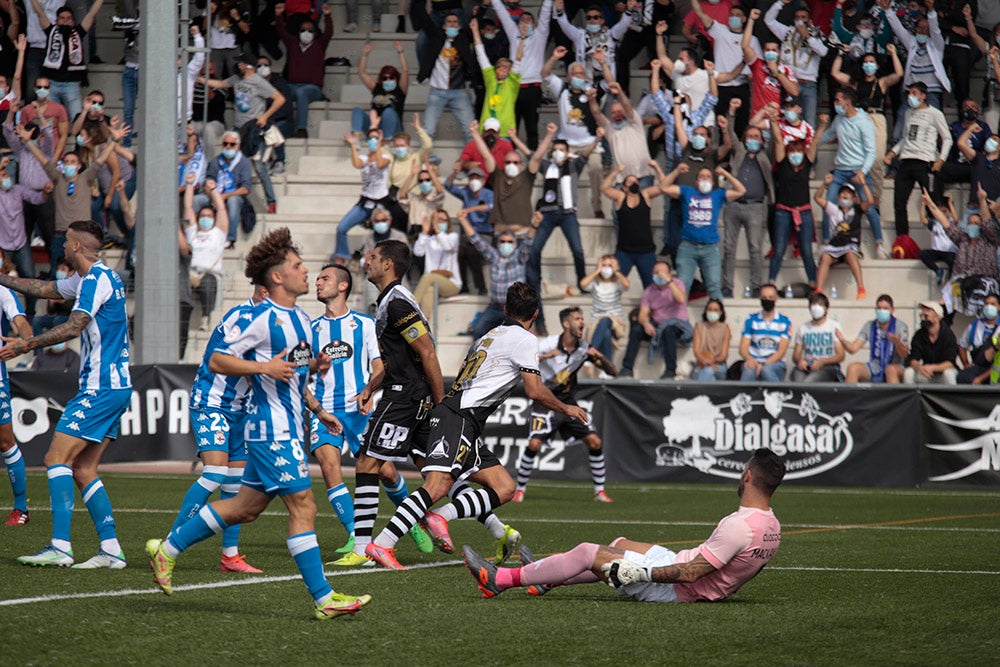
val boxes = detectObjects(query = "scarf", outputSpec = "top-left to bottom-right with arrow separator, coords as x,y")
540,161 -> 573,212
43,26 -> 85,72
869,317 -> 897,383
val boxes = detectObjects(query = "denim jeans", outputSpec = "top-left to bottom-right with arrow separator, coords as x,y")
615,249 -> 656,289
590,316 -> 614,360
424,87 -> 475,143
621,321 -> 683,375
823,169 -> 882,243
675,240 -> 722,299
769,208 -> 817,284
798,80 -> 818,128
472,303 -> 507,339
334,203 -> 375,259
664,196 -> 683,253
49,80 -> 82,119
6,243 -> 35,318
251,158 -> 277,205
193,193 -> 247,243
352,106 -> 402,138
527,209 -> 586,327
50,232 -> 67,267
740,360 -> 787,382
289,83 -> 325,132
122,67 -> 139,147
693,365 -> 727,381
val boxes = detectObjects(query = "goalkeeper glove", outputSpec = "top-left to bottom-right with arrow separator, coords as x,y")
601,559 -> 652,589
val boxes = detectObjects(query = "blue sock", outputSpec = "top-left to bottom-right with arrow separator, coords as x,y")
220,468 -> 243,556
327,484 -> 355,535
168,504 -> 227,555
384,476 -> 410,508
82,478 -> 117,541
46,465 -> 74,547
171,465 -> 226,531
288,531 -> 333,604
3,444 -> 27,511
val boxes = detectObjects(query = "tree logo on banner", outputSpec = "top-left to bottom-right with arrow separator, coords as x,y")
925,405 -> 1000,482
655,391 -> 854,480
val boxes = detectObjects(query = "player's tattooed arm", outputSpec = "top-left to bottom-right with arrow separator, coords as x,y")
0,273 -> 62,299
649,554 -> 717,584
0,311 -> 89,359
304,388 -> 323,415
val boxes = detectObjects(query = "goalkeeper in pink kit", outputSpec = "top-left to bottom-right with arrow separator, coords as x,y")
463,448 -> 784,602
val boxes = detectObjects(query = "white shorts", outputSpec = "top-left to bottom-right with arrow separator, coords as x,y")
616,546 -> 680,603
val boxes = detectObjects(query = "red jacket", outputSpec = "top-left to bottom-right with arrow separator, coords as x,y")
275,13 -> 333,88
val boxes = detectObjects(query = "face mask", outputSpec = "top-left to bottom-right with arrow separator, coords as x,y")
571,76 -> 587,90
300,30 -> 315,44
35,87 -> 49,100
445,26 -> 460,39
786,152 -> 804,167
728,16 -> 743,31
600,266 -> 614,279
76,134 -> 86,146
221,148 -> 237,160
875,308 -> 892,324
920,319 -> 932,330
418,181 -> 433,194
51,342 -> 67,352
552,149 -> 567,163
437,222 -> 449,233
373,221 -> 389,234
996,35 -> 1000,47
967,224 -> 981,239
962,109 -> 978,122
982,304 -> 999,320
810,304 -> 826,320
674,58 -> 687,74
764,51 -> 779,63
484,133 -> 498,148
783,109 -> 799,123
611,120 -> 627,130
198,216 -> 214,230
691,134 -> 707,151
861,62 -> 878,76
914,34 -> 928,45
760,298 -> 776,313
90,102 -> 103,113
839,196 -> 854,209
0,87 -> 6,98
745,139 -> 761,153
706,311 -> 721,323
987,138 -> 999,154
483,31 -> 496,40
586,23 -> 601,34
468,178 -> 483,192
62,164 -> 78,178
55,270 -> 67,280
652,274 -> 667,286
523,26 -> 534,38
834,104 -> 846,116
504,163 -> 520,178
761,129 -> 772,144
627,182 -> 640,194
697,179 -> 713,194
907,95 -> 921,109
498,241 -> 516,257
257,65 -> 271,77
382,79 -> 397,92
859,28 -> 874,39
366,137 -> 380,151
393,146 -> 408,159
0,177 -> 10,191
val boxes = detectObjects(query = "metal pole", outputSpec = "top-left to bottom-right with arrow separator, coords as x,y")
134,0 -> 180,363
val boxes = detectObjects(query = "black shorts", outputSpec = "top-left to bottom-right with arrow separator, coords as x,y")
360,394 -> 432,463
422,405 -> 501,481
529,403 -> 594,443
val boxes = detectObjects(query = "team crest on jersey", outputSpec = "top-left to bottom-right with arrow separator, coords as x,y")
429,436 -> 449,458
224,325 -> 242,343
322,340 -> 353,364
214,431 -> 226,445
298,460 -> 309,478
288,340 -> 312,367
311,431 -> 319,444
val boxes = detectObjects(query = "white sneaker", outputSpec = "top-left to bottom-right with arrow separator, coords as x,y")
199,315 -> 210,331
72,550 -> 127,569
876,243 -> 889,259
344,22 -> 358,32
18,545 -> 74,567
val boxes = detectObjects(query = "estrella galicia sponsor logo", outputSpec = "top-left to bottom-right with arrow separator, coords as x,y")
655,391 -> 853,480
322,340 -> 353,364
925,405 -> 1000,481
288,340 -> 312,368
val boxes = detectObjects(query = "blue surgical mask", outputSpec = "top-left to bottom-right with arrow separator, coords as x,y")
35,87 -> 49,100
221,148 -> 237,160
984,304 -> 999,320
690,134 -> 707,150
745,139 -> 761,153
834,104 -> 846,116
915,34 -> 928,45
198,216 -> 214,230
373,221 -> 389,234
0,177 -> 11,190
445,26 -> 460,39
907,95 -> 921,109
783,109 -> 799,123
55,270 -> 68,280
996,35 -> 1000,47
986,138 -> 999,154
967,224 -> 981,239
382,79 -> 397,92
586,23 -> 601,34
728,16 -> 743,31
76,134 -> 86,146
524,25 -> 534,38
764,51 -> 779,62
437,222 -> 449,233
91,102 -> 103,113
788,152 -> 804,166
51,341 -> 67,352
394,146 -> 409,159
62,164 -> 78,178
484,31 -> 497,40
862,62 -> 878,76
498,241 -> 516,257
571,76 -> 586,90
761,129 -> 772,144
611,121 -> 626,130
652,274 -> 667,286
875,308 -> 892,324
366,137 -> 380,151
418,181 -> 433,194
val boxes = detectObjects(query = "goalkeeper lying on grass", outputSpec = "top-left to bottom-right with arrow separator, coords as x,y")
463,448 -> 784,602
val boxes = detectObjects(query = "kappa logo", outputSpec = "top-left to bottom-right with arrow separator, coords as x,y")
72,410 -> 86,419
274,456 -> 291,466
80,399 -> 92,408
926,405 -> 1000,481
67,422 -> 80,431
84,390 -> 98,397
198,425 -> 209,434
0,391 -> 7,398
655,391 -> 853,480
269,442 -> 284,451
278,472 -> 295,482
198,413 -> 209,422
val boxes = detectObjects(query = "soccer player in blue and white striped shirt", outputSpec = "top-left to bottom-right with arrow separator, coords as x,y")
0,220 -> 132,569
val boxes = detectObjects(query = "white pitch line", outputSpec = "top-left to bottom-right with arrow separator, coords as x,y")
769,566 -> 1000,576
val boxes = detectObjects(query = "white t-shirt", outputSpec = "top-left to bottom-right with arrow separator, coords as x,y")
708,21 -> 758,87
586,280 -> 624,318
794,318 -> 843,365
670,66 -> 715,127
185,225 -> 226,274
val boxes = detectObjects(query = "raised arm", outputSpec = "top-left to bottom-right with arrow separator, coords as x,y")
542,45 -> 568,79
880,43 -> 903,89
830,49 -> 851,86
79,0 -> 104,32
808,115 -> 829,162
468,120 -> 497,173
815,173 -> 832,208
601,164 -> 626,204
529,122 -> 558,173
11,34 -> 24,100
29,0 -> 51,31
719,166 -> 746,201
357,43 -> 376,91
506,127 -> 531,156
742,10 -> 759,64
690,0 -> 714,30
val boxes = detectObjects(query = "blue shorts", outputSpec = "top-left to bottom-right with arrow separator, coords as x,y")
190,407 -> 248,462
241,437 -> 312,497
309,411 -> 370,457
56,387 -> 132,443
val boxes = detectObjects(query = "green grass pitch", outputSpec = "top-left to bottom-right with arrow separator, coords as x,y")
1,471 -> 998,665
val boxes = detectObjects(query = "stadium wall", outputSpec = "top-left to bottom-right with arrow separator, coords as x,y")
10,367 -> 1000,488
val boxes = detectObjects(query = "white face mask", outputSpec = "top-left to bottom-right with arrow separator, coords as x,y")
839,196 -> 854,209
697,180 -> 713,194
300,30 -> 315,45
600,266 -> 614,279
468,178 -> 483,192
674,58 -> 687,74
552,149 -> 567,163
257,65 -> 271,77
810,304 -> 826,321
504,163 -> 521,178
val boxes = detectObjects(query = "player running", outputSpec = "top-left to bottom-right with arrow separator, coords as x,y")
309,263 -> 433,567
0,220 -> 131,568
513,306 -> 617,504
0,286 -> 36,527
146,228 -> 371,620
463,448 -> 785,602
345,240 -> 446,564
169,283 -> 268,574
365,282 -> 589,570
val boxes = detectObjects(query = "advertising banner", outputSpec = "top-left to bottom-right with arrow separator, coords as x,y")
920,389 -> 1000,486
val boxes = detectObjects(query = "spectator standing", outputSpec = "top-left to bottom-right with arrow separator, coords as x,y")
599,161 -> 670,288
491,0 -> 552,149
19,77 -> 69,158
813,173 -> 870,299
589,79 -> 656,192
0,157 -> 50,317
838,294 -> 910,383
579,254 -> 629,363
190,60 -> 227,163
444,164 -> 492,295
957,292 -> 999,383
939,1 -> 978,112
742,9 -> 800,116
333,130 -> 393,261
70,90 -> 111,144
691,298 -> 731,381
619,259 -> 690,379
29,0 -> 104,120
455,117 -> 511,182
4,102 -> 56,255
682,0 -> 734,61
208,0 -> 249,79
196,130 -> 252,249
923,187 -> 1000,285
933,100 -> 992,205
790,292 -> 845,382
354,42 -> 409,139
398,161 -> 446,233
763,0 -> 828,126
412,209 -> 462,316
656,22 -> 715,129
413,7 -> 477,143
474,118 -> 542,236
904,301 -> 959,384
115,0 -> 139,146
739,283 -> 792,382
970,12 -> 1000,132
180,174 -> 228,335
23,0 -> 60,100
918,192 -> 959,285
471,16 -> 523,136
554,0 -> 634,86
255,54 -> 293,175
274,2 -> 333,139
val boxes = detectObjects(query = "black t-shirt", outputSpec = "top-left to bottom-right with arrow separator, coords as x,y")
616,194 -> 655,254
677,145 -> 719,188
371,82 -> 405,116
970,152 -> 1000,206
41,25 -> 88,82
374,280 -> 432,399
775,157 -> 813,207
906,324 -> 958,367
